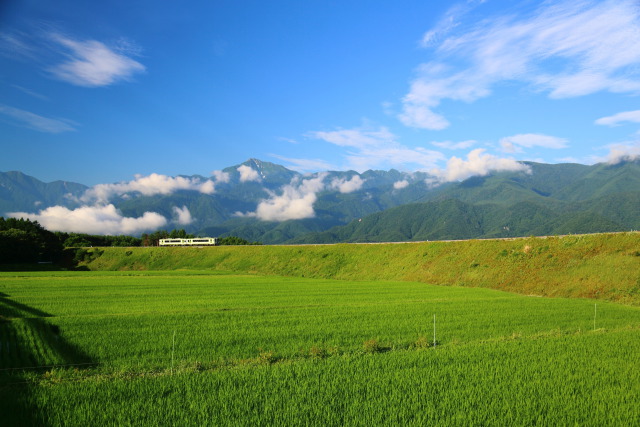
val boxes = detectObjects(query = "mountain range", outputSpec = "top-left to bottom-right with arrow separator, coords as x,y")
2,158 -> 640,244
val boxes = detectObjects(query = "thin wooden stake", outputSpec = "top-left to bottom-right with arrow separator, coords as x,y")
593,304 -> 597,331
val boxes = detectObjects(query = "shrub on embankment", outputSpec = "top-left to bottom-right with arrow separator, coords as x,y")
82,232 -> 640,305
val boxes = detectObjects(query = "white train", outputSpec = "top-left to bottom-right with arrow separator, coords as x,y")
159,237 -> 218,246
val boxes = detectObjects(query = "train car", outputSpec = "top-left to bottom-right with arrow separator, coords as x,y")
159,237 -> 218,246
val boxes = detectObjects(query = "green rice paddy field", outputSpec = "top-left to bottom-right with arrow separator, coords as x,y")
1,270 -> 639,425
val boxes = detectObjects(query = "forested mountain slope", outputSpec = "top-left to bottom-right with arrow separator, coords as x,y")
3,159 -> 640,243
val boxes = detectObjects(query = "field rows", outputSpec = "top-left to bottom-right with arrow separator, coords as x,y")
0,271 -> 639,425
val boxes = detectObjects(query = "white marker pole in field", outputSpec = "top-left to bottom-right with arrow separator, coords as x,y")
171,330 -> 176,373
593,304 -> 597,331
433,314 -> 436,349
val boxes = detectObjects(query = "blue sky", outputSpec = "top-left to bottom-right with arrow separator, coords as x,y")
2,0 -> 640,186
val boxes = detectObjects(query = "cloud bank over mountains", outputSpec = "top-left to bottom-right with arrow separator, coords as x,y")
80,173 -> 216,203
236,172 -> 366,222
241,174 -> 328,222
429,149 -> 530,183
6,154 -> 546,232
10,204 -> 167,235
7,147 -> 640,235
8,172 -> 228,235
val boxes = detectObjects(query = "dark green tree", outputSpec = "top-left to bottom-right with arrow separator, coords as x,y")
0,217 -> 63,264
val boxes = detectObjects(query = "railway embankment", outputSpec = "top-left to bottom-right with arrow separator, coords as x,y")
81,232 -> 640,305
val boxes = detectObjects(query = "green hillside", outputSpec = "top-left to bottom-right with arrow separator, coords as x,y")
292,185 -> 640,243
82,232 -> 640,305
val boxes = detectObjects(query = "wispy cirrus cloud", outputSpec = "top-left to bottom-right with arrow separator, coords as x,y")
11,85 -> 49,101
0,104 -> 76,133
401,0 -> 640,130
499,133 -> 568,153
309,127 -> 395,149
0,30 -> 37,59
1,28 -> 145,88
48,34 -> 145,87
431,140 -> 477,150
595,110 -> 640,127
420,0 -> 486,48
308,125 -> 444,171
269,155 -> 335,173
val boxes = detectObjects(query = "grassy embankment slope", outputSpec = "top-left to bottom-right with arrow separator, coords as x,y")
83,232 -> 640,305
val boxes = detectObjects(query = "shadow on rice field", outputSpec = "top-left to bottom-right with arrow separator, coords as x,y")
0,293 -> 94,426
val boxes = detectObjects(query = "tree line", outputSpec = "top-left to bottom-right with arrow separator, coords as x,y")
0,217 -> 261,265
0,217 -> 63,264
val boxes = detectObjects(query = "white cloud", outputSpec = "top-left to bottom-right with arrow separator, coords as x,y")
238,174 -> 328,222
308,125 -> 445,171
0,104 -> 76,133
556,157 -> 581,164
345,145 -> 445,173
81,173 -> 215,203
401,0 -> 640,129
420,0 -> 486,47
603,143 -> 640,164
399,65 -> 489,129
499,133 -> 568,153
12,85 -> 49,101
49,34 -> 145,87
393,180 -> 410,190
269,155 -> 334,173
237,164 -> 260,182
0,31 -> 36,59
595,110 -> 640,127
430,149 -> 530,183
330,175 -> 364,193
211,170 -> 230,183
172,206 -> 193,225
308,127 -> 395,149
277,137 -> 299,144
432,140 -> 477,150
9,204 -> 167,235
199,180 -> 215,194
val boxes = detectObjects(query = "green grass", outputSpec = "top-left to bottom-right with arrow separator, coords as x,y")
82,232 -> 640,305
1,271 -> 639,425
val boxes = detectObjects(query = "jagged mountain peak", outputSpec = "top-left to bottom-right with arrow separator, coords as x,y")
219,158 -> 299,188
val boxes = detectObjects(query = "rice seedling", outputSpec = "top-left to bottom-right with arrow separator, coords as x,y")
0,270 -> 638,425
